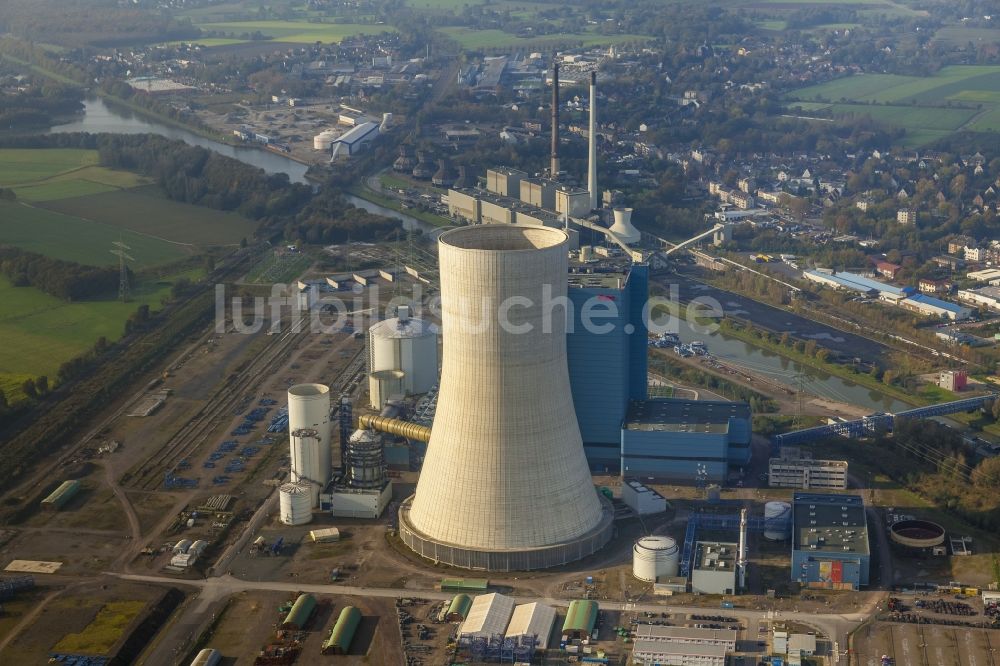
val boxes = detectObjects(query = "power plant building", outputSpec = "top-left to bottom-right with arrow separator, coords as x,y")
791,492 -> 870,590
691,541 -> 738,595
398,226 -> 614,571
620,399 -> 752,481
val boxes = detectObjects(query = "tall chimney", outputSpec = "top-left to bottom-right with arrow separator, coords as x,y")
550,60 -> 560,178
588,70 -> 598,211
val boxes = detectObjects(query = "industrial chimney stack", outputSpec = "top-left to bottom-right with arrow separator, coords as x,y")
588,70 -> 598,211
550,60 -> 560,178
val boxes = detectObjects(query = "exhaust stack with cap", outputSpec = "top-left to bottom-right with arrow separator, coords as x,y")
588,71 -> 598,211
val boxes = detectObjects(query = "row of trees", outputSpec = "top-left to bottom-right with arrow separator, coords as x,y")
0,247 -> 121,301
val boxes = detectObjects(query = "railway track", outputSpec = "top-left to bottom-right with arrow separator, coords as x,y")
127,315 -> 313,491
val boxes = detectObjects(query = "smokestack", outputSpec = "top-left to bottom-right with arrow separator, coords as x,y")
588,70 -> 598,211
550,60 -> 560,178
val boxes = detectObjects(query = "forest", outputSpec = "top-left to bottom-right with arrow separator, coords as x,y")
0,78 -> 83,130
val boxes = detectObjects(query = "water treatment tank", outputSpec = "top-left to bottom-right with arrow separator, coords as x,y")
279,482 -> 314,526
632,536 -> 679,582
764,501 -> 792,541
288,384 -> 331,487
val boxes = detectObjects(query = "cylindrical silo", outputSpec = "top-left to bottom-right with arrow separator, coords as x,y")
632,536 -> 679,582
288,384 -> 331,488
399,225 -> 613,571
368,369 -> 405,411
764,501 -> 792,541
366,313 -> 438,403
279,481 -> 313,526
289,428 -> 324,506
346,428 -> 386,489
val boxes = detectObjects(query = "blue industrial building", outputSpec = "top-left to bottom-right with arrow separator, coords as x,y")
791,492 -> 870,590
620,399 -> 752,481
567,263 -> 648,471
566,261 -> 752,479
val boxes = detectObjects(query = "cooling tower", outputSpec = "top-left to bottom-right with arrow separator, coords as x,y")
610,207 -> 641,244
399,225 -> 614,571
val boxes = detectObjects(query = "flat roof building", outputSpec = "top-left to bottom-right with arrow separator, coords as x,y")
792,492 -> 870,590
632,640 -> 727,666
633,625 -> 737,650
621,399 -> 751,481
769,455 -> 848,490
691,541 -> 738,595
621,479 -> 667,515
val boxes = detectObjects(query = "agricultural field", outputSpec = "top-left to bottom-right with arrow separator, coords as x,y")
933,26 -> 1000,47
786,66 -> 1000,146
41,187 -> 256,247
0,270 -> 197,402
438,27 -> 650,51
196,20 -> 396,44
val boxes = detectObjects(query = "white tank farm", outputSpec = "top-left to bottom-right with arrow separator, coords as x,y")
632,536 -> 680,582
289,428 -> 324,506
279,481 -> 314,526
366,310 -> 438,403
287,384 -> 331,488
764,501 -> 792,541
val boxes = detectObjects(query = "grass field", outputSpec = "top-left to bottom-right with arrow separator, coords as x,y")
0,200 -> 187,267
52,601 -> 146,655
0,148 -> 150,202
41,188 -> 256,247
439,27 -> 649,50
933,26 -> 1000,46
197,20 -> 395,44
786,66 -> 1000,145
0,271 -> 196,402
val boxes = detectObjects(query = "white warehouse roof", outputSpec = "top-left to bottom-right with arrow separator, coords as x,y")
458,593 -> 516,638
334,121 -> 378,145
505,602 -> 556,649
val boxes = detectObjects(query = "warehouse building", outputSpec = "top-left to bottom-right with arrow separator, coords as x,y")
458,593 -> 516,639
958,285 -> 1000,311
802,269 -> 912,301
769,452 -> 848,490
631,640 -> 728,666
633,625 -> 737,650
621,479 -> 667,515
504,602 -> 556,649
792,493 -> 870,590
620,399 -> 751,481
690,541 -> 738,595
329,122 -> 379,158
41,480 -> 81,510
899,293 -> 971,321
562,600 -> 599,639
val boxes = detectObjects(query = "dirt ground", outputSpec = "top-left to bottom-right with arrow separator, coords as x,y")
202,590 -> 405,665
0,579 -> 169,663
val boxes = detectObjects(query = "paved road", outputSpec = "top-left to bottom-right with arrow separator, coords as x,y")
111,572 -> 869,665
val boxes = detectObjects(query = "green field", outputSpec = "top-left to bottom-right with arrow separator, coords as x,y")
786,66 -> 1000,145
0,148 -> 149,202
197,20 -> 395,44
0,271 -> 195,402
41,188 -> 256,247
439,27 -> 649,50
934,26 -> 1000,46
0,201 -> 186,267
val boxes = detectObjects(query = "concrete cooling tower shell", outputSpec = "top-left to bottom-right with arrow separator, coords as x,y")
399,225 -> 613,571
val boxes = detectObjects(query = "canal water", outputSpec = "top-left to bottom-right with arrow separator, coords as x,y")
49,97 -> 910,415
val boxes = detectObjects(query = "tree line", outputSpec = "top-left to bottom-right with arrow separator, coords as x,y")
0,246 -> 121,301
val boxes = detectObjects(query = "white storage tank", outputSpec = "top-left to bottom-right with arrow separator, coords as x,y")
288,384 -> 331,488
313,130 -> 336,150
279,481 -> 314,526
289,428 -> 325,506
368,369 -> 405,411
632,536 -> 679,582
366,308 -> 438,406
764,501 -> 792,541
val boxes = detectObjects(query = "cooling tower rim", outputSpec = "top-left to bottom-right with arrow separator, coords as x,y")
439,225 -> 568,253
288,383 -> 330,397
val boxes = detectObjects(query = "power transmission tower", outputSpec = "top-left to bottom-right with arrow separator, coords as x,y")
111,240 -> 134,303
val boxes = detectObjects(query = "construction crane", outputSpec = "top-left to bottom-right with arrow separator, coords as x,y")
110,240 -> 134,303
